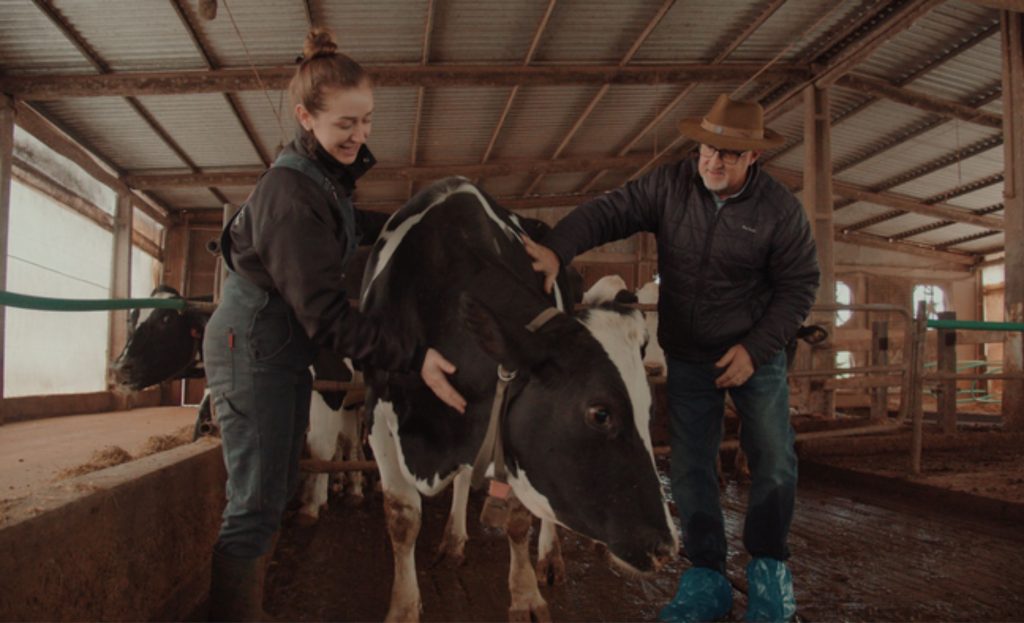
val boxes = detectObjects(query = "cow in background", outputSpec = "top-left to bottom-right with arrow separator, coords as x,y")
361,177 -> 676,622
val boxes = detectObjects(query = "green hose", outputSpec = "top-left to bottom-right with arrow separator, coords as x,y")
0,290 -> 188,312
927,319 -> 1024,332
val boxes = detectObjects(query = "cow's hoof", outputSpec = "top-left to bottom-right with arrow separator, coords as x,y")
434,533 -> 467,567
535,555 -> 566,586
509,603 -> 551,623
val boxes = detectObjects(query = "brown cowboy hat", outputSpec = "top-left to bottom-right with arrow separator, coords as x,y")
678,94 -> 785,151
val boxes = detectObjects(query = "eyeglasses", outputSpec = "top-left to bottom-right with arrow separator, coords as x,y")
699,144 -> 748,165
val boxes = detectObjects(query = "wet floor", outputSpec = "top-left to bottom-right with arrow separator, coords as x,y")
265,466 -> 1024,622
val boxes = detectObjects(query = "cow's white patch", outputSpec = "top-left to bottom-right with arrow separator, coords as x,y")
582,274 -> 629,306
375,398 -> 460,496
136,289 -> 177,326
508,469 -> 561,526
578,309 -> 653,454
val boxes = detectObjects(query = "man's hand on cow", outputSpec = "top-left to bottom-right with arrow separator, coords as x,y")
714,344 -> 755,389
421,348 -> 467,414
522,236 -> 559,294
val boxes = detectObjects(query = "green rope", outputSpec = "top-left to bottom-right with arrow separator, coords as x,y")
0,290 -> 188,312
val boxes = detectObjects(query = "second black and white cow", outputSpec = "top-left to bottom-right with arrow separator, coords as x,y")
360,177 -> 676,622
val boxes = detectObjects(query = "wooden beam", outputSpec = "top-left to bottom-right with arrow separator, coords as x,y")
836,231 -> 978,265
407,0 -> 435,198
108,192 -> 133,389
0,63 -> 811,99
967,0 -> 1024,10
766,166 -> 1006,230
1001,10 -> 1024,429
13,102 -> 170,225
836,74 -> 1002,128
0,96 -> 12,410
124,153 -> 657,188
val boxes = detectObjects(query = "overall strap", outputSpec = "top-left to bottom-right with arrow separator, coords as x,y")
273,152 -> 360,265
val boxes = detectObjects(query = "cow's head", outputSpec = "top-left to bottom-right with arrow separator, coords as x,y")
459,292 -> 676,573
784,323 -> 829,370
110,286 -> 206,391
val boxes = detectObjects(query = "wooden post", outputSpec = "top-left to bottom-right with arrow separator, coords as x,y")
936,311 -> 958,433
0,96 -> 14,423
1001,11 -> 1024,430
910,300 -> 928,474
870,320 -> 889,421
802,85 -> 836,418
108,192 -> 133,402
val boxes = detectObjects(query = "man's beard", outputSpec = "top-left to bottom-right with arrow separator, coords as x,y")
700,171 -> 729,192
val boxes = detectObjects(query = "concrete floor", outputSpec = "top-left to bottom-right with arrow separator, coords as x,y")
0,406 -> 198,502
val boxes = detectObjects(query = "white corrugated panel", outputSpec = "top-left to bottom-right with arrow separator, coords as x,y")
903,222 -> 988,247
233,90 -> 297,159
904,36 -> 1003,105
833,203 -> 895,229
136,94 -> 264,168
534,0 -> 670,63
949,232 -> 1003,253
856,1 -> 999,84
319,1 -> 427,63
628,82 -> 747,155
489,85 -> 602,161
535,171 -> 591,196
36,98 -> 184,170
724,0 -> 873,63
480,174 -> 532,198
193,0 -> 308,68
352,180 -> 409,204
858,211 -> 939,238
360,87 -> 421,165
563,84 -> 691,158
417,87 -> 516,164
431,1 -> 557,63
51,0 -> 207,72
0,0 -> 95,74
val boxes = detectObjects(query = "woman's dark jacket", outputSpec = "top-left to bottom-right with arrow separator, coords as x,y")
223,137 -> 423,372
545,157 -> 820,369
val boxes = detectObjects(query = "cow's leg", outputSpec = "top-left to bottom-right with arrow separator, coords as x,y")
436,467 -> 469,565
534,519 -> 565,586
338,402 -> 365,505
297,396 -> 342,524
507,496 -> 550,623
369,401 -> 423,623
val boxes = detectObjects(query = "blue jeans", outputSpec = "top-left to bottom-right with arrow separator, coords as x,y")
666,351 -> 796,573
202,272 -> 316,558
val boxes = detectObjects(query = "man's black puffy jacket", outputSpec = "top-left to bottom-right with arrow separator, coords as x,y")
545,157 -> 820,369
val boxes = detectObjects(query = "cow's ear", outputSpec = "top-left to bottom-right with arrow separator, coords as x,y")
459,293 -> 542,370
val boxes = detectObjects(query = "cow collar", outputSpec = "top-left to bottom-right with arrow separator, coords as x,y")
469,306 -> 562,492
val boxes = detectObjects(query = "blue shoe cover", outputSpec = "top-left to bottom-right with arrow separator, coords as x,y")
744,558 -> 796,622
659,567 -> 733,623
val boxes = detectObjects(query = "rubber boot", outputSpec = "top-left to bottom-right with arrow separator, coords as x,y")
208,550 -> 267,622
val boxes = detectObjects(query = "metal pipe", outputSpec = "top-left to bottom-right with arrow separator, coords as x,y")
927,319 -> 1024,331
788,365 -> 905,377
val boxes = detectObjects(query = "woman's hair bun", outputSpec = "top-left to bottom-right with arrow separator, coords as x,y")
302,27 -> 338,61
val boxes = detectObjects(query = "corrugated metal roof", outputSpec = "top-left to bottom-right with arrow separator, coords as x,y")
0,0 -> 1012,263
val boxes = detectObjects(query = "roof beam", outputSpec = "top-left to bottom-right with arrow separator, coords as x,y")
0,63 -> 810,100
835,73 -> 1002,128
836,231 -> 978,265
523,0 -> 676,195
765,165 -> 1006,229
125,153 -> 659,188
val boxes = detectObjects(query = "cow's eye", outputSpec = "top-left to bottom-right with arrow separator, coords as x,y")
585,405 -> 614,433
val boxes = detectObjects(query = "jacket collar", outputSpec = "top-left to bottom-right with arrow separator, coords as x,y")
291,134 -> 377,194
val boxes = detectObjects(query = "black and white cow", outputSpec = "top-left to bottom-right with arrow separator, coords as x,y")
359,177 -> 677,622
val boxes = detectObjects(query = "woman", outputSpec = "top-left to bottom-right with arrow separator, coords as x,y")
203,28 -> 465,620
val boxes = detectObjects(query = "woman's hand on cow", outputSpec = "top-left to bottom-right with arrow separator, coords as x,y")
421,348 -> 467,414
522,236 -> 559,294
714,344 -> 755,388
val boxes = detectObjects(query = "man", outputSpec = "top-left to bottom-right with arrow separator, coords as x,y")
524,94 -> 819,622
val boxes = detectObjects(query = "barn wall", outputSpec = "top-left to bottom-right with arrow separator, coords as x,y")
0,438 -> 225,621
2,387 -> 161,424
